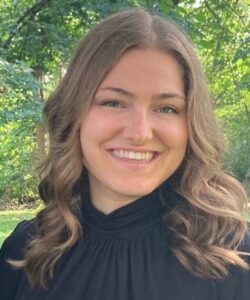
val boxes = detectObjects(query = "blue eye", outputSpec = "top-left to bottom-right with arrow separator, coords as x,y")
101,100 -> 122,107
157,106 -> 178,114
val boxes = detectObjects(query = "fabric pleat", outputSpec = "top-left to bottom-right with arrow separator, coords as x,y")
0,185 -> 250,300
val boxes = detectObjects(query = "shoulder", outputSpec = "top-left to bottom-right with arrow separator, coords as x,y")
0,218 -> 37,260
215,229 -> 250,300
0,219 -> 37,300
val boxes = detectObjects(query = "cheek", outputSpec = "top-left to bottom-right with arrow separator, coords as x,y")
80,112 -> 120,150
160,120 -> 188,146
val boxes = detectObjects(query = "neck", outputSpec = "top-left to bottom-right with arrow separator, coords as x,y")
90,189 -> 141,215
88,181 -> 145,215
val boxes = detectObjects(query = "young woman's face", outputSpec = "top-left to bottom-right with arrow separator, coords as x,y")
80,48 -> 188,212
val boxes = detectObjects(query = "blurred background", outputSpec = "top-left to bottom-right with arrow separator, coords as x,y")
0,0 -> 249,212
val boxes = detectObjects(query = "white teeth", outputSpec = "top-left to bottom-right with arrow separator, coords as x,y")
112,150 -> 154,161
128,152 -> 135,159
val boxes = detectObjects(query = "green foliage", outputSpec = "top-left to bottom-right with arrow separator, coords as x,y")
0,58 -> 42,202
190,0 -> 250,180
0,58 -> 42,123
0,0 -> 249,204
216,99 -> 250,180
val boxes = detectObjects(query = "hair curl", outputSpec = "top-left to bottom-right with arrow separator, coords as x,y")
10,8 -> 249,287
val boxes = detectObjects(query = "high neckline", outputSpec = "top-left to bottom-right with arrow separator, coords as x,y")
81,187 -> 167,239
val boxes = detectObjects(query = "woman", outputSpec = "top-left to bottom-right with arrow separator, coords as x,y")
0,8 -> 249,300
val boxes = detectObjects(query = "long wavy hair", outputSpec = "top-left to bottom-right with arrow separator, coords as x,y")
10,8 -> 249,287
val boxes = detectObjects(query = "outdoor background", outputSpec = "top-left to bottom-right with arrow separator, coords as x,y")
0,0 -> 249,246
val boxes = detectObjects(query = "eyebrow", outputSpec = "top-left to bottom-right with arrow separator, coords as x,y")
98,86 -> 185,101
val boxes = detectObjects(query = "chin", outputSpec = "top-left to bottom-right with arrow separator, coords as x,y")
114,183 -> 159,199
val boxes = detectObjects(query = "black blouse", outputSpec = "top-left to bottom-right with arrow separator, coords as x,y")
0,187 -> 250,300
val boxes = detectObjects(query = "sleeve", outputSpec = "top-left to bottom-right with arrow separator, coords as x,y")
216,228 -> 250,300
233,229 -> 250,300
0,220 -> 36,300
233,267 -> 250,300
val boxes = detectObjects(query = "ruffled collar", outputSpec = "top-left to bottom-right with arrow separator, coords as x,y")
81,184 -> 172,239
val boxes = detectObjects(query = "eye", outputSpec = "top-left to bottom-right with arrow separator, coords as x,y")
156,106 -> 178,114
100,100 -> 123,108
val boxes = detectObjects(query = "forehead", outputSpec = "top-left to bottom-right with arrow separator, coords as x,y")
98,48 -> 184,97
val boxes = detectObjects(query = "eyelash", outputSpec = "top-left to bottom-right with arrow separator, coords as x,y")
155,106 -> 179,114
99,100 -> 179,114
100,100 -> 122,107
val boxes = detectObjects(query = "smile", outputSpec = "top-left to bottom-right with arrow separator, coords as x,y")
110,149 -> 155,162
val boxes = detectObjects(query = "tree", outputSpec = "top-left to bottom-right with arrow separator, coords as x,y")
0,0 -> 249,204
0,58 -> 42,203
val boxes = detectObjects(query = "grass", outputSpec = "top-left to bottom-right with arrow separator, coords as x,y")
0,207 -> 250,249
0,209 -> 37,248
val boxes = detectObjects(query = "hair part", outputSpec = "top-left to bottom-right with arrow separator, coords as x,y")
9,8 -> 249,287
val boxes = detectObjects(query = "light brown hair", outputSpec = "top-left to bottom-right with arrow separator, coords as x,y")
10,8 -> 249,287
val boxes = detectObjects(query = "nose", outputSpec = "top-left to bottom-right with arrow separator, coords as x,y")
123,109 -> 153,144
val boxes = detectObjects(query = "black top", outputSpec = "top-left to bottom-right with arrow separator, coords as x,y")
0,187 -> 250,300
